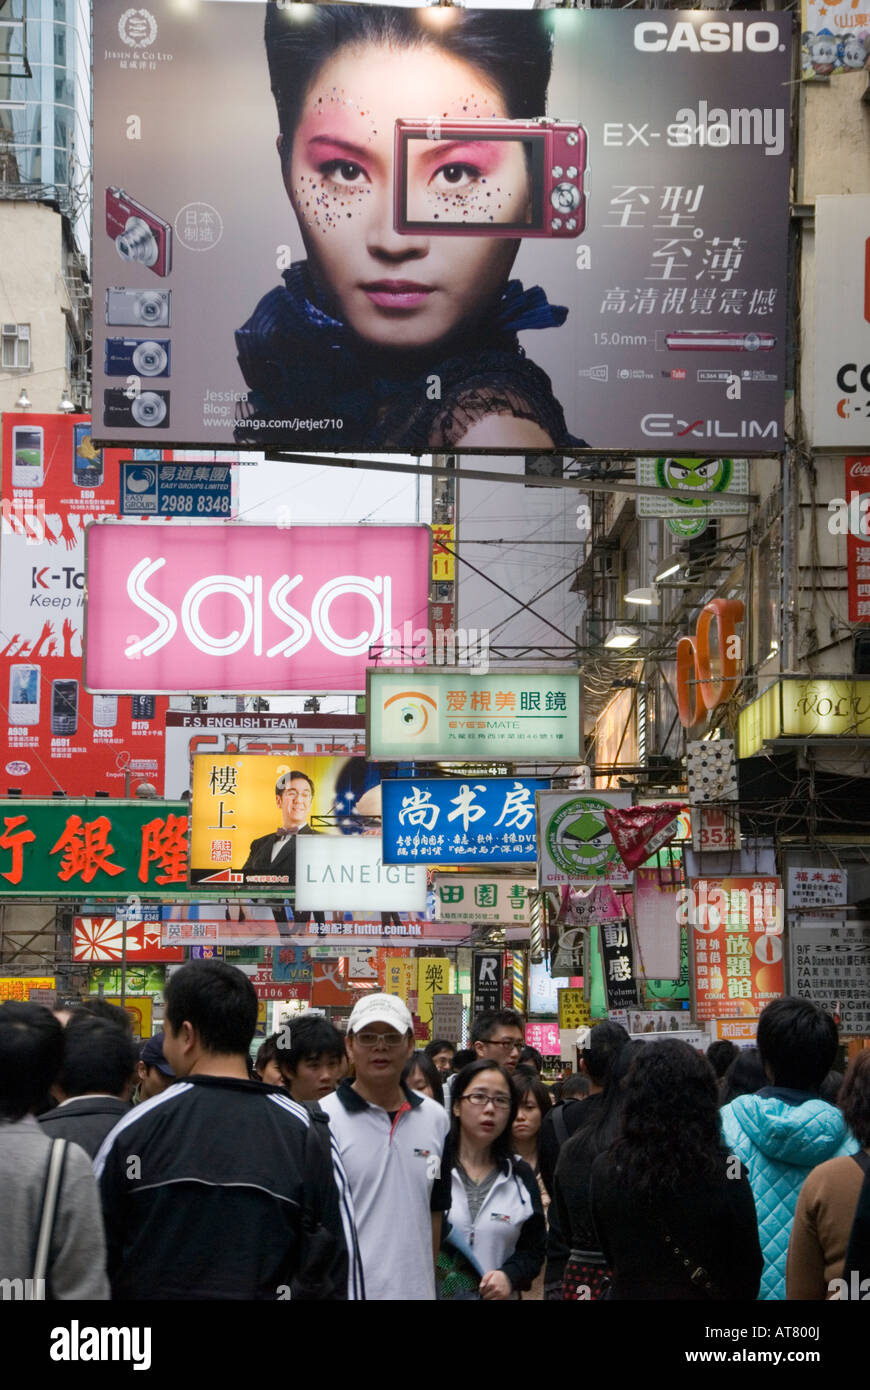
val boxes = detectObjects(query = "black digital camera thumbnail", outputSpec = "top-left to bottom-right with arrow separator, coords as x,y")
103,388 -> 170,429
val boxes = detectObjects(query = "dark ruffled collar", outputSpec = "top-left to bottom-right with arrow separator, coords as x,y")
281,261 -> 568,350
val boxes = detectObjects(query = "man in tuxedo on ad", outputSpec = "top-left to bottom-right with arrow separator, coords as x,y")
241,771 -> 319,884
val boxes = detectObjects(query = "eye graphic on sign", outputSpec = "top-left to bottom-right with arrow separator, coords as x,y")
384,690 -> 437,736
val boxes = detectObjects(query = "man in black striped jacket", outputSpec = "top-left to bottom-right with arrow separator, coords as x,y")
95,959 -> 363,1301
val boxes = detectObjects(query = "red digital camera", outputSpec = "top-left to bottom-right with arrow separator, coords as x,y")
105,187 -> 173,277
394,118 -> 586,238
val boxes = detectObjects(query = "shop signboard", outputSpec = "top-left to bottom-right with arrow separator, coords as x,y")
295,834 -> 427,914
814,197 -> 870,445
557,988 -> 591,1031
599,919 -> 640,1011
739,679 -> 870,757
84,523 -> 430,694
432,874 -> 535,924
787,866 -> 848,910
525,1021 -> 560,1057
382,779 -> 548,866
688,876 -> 783,1020
845,457 -> 870,625
0,977 -> 55,1002
536,791 -> 633,888
73,916 -> 184,963
0,799 -> 189,898
790,921 -> 870,1037
472,951 -> 503,1016
368,670 -> 580,762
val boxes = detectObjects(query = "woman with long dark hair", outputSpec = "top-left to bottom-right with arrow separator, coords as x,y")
236,4 -> 582,451
548,1039 -> 642,1301
588,1041 -> 763,1300
438,1059 -> 545,1300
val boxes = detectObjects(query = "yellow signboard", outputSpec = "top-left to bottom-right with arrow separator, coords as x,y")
385,957 -> 415,1004
558,987 -> 591,1031
431,525 -> 455,582
0,977 -> 56,1002
739,680 -> 870,758
417,956 -> 451,1040
103,995 -> 153,1039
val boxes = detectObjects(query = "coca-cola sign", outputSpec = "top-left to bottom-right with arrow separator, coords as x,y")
84,523 -> 430,692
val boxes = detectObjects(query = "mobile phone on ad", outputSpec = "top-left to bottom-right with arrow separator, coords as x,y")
131,694 -> 156,720
92,694 -> 118,728
51,679 -> 79,737
9,664 -> 40,725
12,426 -> 44,488
73,423 -> 104,488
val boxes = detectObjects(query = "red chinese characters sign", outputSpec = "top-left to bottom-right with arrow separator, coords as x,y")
0,800 -> 190,896
687,877 -> 784,1020
846,457 -> 870,623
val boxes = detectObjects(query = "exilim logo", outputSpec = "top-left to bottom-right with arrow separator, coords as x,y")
633,21 -> 782,54
641,415 -> 778,441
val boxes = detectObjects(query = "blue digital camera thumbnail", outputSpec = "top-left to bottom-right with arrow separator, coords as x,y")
104,337 -> 171,378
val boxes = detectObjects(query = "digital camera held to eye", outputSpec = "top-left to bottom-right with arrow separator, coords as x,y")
394,118 -> 586,238
106,187 -> 173,276
105,286 -> 171,328
104,388 -> 170,429
104,338 -> 171,378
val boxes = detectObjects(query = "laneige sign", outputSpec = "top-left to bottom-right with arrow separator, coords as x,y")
295,836 -> 428,914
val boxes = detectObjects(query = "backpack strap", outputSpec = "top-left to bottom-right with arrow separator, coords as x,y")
852,1150 -> 870,1175
551,1105 -> 569,1149
32,1139 -> 68,1298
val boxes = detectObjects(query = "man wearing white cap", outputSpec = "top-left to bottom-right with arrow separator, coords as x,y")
319,993 -> 451,1301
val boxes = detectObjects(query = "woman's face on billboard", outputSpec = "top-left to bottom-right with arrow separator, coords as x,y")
285,44 -> 531,352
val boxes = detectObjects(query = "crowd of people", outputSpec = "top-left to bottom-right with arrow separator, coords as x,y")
1,960 -> 868,1302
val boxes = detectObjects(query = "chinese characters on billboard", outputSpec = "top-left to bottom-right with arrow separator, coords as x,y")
381,778 -> 548,865
687,877 -> 784,1020
0,799 -> 189,897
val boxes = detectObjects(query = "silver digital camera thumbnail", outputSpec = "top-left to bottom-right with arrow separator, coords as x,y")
105,286 -> 171,328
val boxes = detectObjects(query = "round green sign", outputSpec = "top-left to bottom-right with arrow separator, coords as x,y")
545,796 -> 621,879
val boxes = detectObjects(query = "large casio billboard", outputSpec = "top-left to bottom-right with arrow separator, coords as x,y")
92,4 -> 790,455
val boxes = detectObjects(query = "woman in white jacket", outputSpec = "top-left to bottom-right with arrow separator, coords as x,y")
438,1059 -> 546,1301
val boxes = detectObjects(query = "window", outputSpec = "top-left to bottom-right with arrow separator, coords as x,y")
1,321 -> 30,368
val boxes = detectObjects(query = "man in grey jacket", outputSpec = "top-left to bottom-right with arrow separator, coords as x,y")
0,1002 -> 109,1299
39,1014 -> 137,1158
